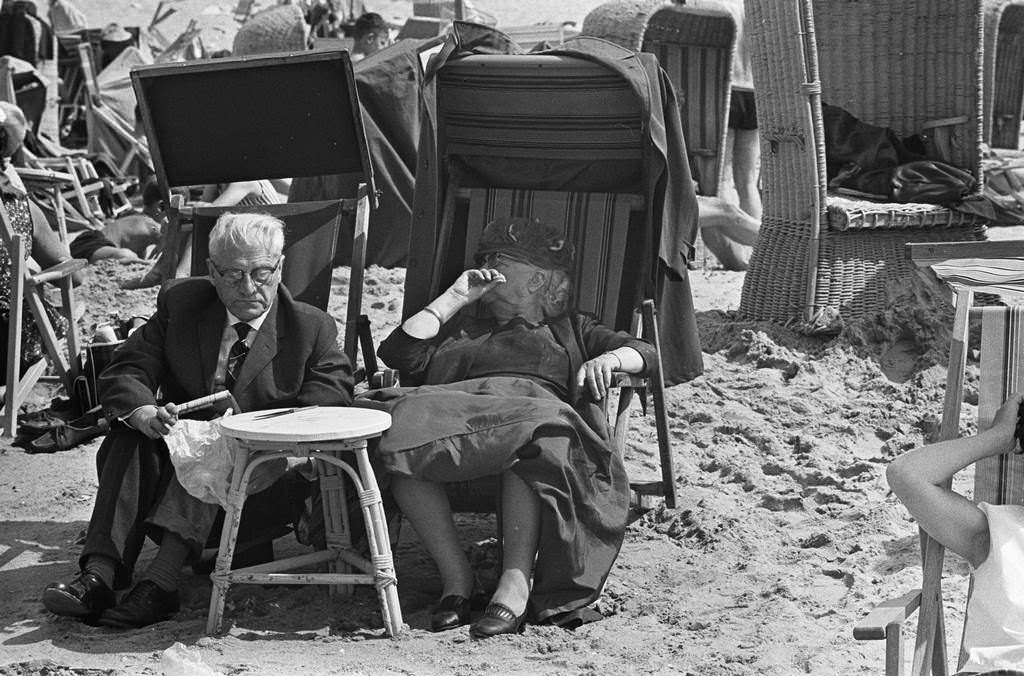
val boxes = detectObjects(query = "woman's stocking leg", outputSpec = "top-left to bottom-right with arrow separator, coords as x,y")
390,475 -> 473,598
490,470 -> 540,615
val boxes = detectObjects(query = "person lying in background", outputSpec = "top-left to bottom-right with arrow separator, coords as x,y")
68,178 -> 164,263
887,392 -> 1024,674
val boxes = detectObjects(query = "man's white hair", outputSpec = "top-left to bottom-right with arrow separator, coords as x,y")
209,212 -> 285,261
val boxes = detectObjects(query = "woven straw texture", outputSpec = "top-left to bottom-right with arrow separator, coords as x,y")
232,4 -> 307,56
987,3 -> 1024,148
582,1 -> 735,196
738,0 -> 1005,324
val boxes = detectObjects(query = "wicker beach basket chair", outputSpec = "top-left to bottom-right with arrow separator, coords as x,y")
582,0 -> 736,198
738,0 -> 1012,325
987,3 -> 1024,150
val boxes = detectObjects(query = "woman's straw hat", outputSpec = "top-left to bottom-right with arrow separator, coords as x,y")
232,4 -> 308,56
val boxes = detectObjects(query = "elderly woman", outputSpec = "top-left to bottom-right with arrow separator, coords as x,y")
365,217 -> 655,638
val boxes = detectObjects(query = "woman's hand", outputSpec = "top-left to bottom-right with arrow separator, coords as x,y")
991,390 -> 1024,453
577,353 -> 622,401
448,268 -> 506,305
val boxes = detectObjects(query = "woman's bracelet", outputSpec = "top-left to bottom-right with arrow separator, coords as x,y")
422,305 -> 445,325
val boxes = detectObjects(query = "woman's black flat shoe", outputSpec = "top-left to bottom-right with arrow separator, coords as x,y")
430,594 -> 471,632
469,602 -> 526,638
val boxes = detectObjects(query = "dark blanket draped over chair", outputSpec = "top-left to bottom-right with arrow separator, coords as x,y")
288,38 -> 427,269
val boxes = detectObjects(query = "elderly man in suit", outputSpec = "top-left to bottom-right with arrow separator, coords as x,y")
42,212 -> 353,628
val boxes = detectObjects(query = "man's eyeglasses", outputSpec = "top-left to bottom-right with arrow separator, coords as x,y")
210,258 -> 282,287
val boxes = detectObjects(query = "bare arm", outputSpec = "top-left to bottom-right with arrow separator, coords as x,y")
30,202 -> 84,286
402,268 -> 506,339
886,391 -> 1024,567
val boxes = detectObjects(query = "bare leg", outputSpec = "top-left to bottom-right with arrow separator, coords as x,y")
732,128 -> 762,221
489,470 -> 540,616
390,475 -> 473,598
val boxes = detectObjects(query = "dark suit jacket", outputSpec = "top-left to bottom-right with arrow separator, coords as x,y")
99,277 -> 353,419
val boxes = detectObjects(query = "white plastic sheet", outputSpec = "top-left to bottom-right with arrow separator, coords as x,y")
165,417 -> 285,508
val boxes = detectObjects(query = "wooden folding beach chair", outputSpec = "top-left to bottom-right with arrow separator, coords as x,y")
131,49 -> 376,368
0,200 -> 86,440
736,0 -> 1024,326
402,45 -> 689,508
854,240 -> 1024,675
76,41 -> 153,182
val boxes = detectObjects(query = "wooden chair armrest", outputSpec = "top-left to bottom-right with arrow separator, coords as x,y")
853,589 -> 921,640
906,241 -> 1024,267
30,258 -> 89,285
611,373 -> 646,388
16,167 -> 76,185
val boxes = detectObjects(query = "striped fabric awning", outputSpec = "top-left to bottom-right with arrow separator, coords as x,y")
978,305 -> 1024,506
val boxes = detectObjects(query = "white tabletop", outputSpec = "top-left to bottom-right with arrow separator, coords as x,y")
219,406 -> 391,443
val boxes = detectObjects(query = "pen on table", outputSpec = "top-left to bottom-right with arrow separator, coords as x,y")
252,405 -> 320,420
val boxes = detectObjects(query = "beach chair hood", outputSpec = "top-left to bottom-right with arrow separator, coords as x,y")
409,22 -> 703,385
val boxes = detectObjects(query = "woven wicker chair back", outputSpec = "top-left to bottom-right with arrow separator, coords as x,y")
987,4 -> 1024,149
737,0 -> 992,324
581,0 -> 735,196
813,0 -> 983,181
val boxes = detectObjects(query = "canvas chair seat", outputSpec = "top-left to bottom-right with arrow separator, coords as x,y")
854,240 -> 1024,675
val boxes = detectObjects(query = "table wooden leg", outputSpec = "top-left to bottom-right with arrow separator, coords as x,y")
319,455 -> 354,596
206,443 -> 251,634
354,445 -> 403,636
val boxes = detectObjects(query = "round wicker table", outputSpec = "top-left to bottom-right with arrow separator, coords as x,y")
205,406 -> 402,636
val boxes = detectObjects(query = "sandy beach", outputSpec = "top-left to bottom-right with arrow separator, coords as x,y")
0,1 -> 992,674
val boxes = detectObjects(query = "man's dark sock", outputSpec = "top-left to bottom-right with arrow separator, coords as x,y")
82,554 -> 117,589
140,532 -> 191,592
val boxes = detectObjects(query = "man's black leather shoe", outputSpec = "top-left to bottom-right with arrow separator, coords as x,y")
98,580 -> 180,628
42,572 -> 115,618
430,594 -> 471,632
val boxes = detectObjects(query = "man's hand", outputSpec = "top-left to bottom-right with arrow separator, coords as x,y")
576,353 -> 622,401
127,403 -> 179,439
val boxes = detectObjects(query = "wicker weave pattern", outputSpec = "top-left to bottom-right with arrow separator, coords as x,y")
742,218 -> 988,323
827,196 -> 990,231
582,1 -> 735,195
987,3 -> 1024,148
815,0 -> 985,181
740,0 -> 995,324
